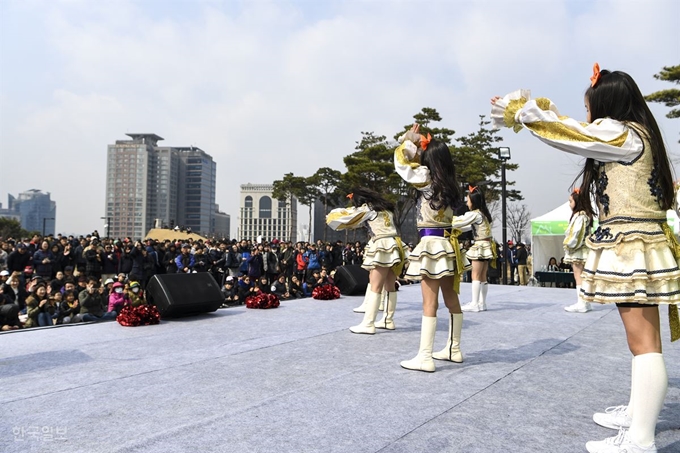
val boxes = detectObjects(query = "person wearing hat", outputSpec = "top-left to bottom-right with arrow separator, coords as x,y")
0,269 -> 10,286
108,282 -> 129,313
126,281 -> 145,307
175,244 -> 195,273
103,278 -> 115,295
220,276 -> 239,307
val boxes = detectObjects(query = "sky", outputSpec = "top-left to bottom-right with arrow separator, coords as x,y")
1,0 -> 679,239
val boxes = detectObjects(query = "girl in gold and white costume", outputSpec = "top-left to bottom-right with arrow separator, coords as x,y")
394,124 -> 469,372
326,188 -> 405,334
563,189 -> 593,313
452,187 -> 496,312
491,64 -> 679,453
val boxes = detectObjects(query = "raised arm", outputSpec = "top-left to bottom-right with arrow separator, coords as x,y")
490,90 -> 642,163
326,204 -> 376,231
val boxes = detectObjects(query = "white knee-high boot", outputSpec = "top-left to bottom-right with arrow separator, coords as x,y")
400,316 -> 437,372
564,285 -> 592,313
349,289 -> 383,335
629,352 -> 667,447
479,282 -> 488,311
375,291 -> 397,330
432,313 -> 463,362
353,284 -> 372,313
462,281 -> 482,312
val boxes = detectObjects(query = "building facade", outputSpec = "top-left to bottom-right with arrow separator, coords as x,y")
105,133 -> 217,239
239,184 -> 297,242
0,190 -> 56,235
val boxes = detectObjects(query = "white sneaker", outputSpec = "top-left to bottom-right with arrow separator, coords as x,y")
564,302 -> 592,313
586,429 -> 656,453
461,302 -> 483,312
593,405 -> 632,430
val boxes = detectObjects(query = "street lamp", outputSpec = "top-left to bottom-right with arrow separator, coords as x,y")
100,216 -> 111,238
43,217 -> 55,236
498,147 -> 511,285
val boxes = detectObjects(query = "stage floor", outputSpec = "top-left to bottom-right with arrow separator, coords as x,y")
1,283 -> 679,453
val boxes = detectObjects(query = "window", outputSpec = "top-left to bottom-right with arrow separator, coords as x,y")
259,196 -> 272,218
245,196 -> 253,208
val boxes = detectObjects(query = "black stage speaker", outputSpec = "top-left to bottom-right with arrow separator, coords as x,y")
146,273 -> 223,318
334,265 -> 369,296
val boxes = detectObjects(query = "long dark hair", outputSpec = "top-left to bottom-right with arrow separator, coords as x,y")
412,139 -> 461,211
576,69 -> 674,218
569,189 -> 593,227
351,187 -> 395,213
468,190 -> 492,223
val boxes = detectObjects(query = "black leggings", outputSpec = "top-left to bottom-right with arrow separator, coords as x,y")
616,302 -> 659,308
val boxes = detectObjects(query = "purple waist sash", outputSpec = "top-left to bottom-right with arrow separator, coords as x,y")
419,228 -> 451,238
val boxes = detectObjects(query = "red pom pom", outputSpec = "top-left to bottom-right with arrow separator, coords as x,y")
246,293 -> 280,309
312,284 -> 341,300
117,304 -> 161,327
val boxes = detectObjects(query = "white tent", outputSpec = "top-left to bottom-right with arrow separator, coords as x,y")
530,203 -> 679,272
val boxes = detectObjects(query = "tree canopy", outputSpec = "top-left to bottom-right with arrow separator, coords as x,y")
273,107 -> 521,241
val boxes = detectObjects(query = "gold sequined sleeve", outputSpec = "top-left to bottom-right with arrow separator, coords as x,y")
491,89 -> 643,163
326,204 -> 375,231
563,212 -> 588,250
394,140 -> 431,190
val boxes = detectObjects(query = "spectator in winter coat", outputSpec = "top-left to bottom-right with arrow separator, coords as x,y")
33,241 -> 56,280
225,245 -> 241,278
192,247 -> 210,273
175,244 -> 195,273
220,277 -> 239,307
263,245 -> 279,284
57,290 -> 79,324
271,274 -> 291,300
163,245 -> 179,274
108,282 -> 129,313
6,243 -> 31,284
79,278 -> 117,322
101,243 -> 119,282
247,249 -> 264,280
237,276 -> 255,301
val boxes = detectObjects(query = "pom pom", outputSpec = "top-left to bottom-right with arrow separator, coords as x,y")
312,284 -> 341,300
117,304 -> 161,327
245,293 -> 280,309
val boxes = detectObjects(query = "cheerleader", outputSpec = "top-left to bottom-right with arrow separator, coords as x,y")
326,188 -> 405,334
563,188 -> 593,313
395,124 -> 469,372
491,64 -> 679,453
452,187 -> 495,312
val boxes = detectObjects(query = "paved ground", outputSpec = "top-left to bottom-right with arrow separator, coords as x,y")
1,282 -> 679,453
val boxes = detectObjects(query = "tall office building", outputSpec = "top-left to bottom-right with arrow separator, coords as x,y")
105,133 -> 217,239
239,184 -> 297,242
0,190 -> 56,235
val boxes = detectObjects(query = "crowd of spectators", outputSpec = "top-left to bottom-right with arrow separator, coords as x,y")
0,232 -> 410,331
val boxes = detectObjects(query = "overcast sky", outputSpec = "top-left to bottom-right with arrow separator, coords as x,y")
1,0 -> 678,238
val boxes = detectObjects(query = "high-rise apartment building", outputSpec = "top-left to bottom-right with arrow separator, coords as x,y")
239,184 -> 297,242
105,133 -> 217,239
0,190 -> 56,235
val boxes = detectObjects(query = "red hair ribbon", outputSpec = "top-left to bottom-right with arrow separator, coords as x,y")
346,193 -> 354,200
468,185 -> 478,194
573,188 -> 580,194
590,62 -> 601,87
419,133 -> 432,151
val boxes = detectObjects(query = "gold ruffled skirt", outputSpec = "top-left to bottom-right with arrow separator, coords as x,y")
581,222 -> 680,304
406,236 -> 469,280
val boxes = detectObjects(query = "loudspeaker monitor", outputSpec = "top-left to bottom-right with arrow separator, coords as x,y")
146,273 -> 223,318
333,265 -> 369,296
